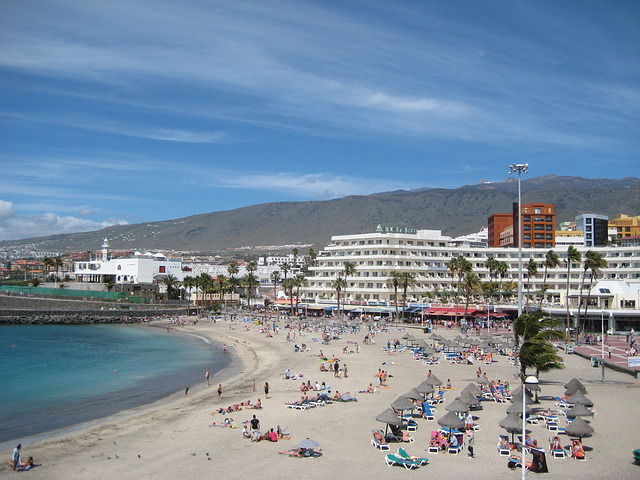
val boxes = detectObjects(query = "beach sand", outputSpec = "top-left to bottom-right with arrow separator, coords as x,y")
2,318 -> 639,479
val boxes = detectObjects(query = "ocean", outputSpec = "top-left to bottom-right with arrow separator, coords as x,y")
0,324 -> 228,448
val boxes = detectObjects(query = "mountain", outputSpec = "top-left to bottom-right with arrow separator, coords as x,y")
2,175 -> 639,252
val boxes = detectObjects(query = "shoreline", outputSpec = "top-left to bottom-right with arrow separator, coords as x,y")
2,319 -> 639,479
0,318 -> 240,451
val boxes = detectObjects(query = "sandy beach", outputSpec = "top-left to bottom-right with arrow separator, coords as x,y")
2,318 -> 639,479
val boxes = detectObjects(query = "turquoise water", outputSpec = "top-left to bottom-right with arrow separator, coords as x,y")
0,324 -> 228,446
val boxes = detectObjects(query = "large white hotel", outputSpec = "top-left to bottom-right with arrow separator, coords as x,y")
305,226 -> 640,329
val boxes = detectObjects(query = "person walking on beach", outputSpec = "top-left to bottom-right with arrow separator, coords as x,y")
184,387 -> 189,397
223,344 -> 227,355
467,430 -> 475,458
264,382 -> 270,399
250,415 -> 261,442
206,369 -> 210,386
334,360 -> 340,377
11,444 -> 21,471
217,384 -> 223,399
608,345 -> 613,359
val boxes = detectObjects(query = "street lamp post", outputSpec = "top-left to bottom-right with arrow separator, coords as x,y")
509,163 -> 529,318
522,375 -> 538,478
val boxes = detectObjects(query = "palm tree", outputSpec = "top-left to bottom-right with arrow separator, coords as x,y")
292,247 -> 299,268
581,251 -> 607,333
332,276 -> 346,318
215,274 -> 228,306
105,281 -> 116,292
386,271 -> 402,321
182,275 -> 196,301
43,257 -> 54,280
293,273 -> 306,311
397,271 -> 416,323
461,272 -> 481,323
270,271 -> 281,301
484,257 -> 499,303
565,246 -> 582,333
307,247 -> 317,267
283,278 -> 296,317
540,249 -> 560,308
343,261 -> 356,306
197,273 -> 214,305
29,278 -> 41,288
54,257 -> 63,284
280,262 -> 291,282
449,256 -> 472,324
514,310 -> 565,379
162,274 -> 181,300
496,261 -> 509,302
526,258 -> 538,311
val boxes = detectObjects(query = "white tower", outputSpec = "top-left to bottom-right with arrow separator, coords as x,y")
101,238 -> 110,262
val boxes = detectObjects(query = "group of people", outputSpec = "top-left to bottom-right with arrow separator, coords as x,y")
10,444 -> 34,472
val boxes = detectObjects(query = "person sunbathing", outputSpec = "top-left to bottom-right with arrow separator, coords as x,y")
550,436 -> 562,451
332,391 -> 341,400
278,448 -> 305,457
285,394 -> 308,405
246,399 -> 262,409
571,439 -> 585,458
429,434 -> 440,447
524,434 -> 538,448
499,437 -> 511,450
319,363 -> 328,371
277,425 -> 291,439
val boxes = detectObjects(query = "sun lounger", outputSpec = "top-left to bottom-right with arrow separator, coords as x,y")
497,435 -> 511,456
397,447 -> 429,466
385,453 -> 421,470
371,430 -> 390,451
428,431 -> 440,454
570,438 -> 585,460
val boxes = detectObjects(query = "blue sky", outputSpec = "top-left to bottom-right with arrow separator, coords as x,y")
1,0 -> 638,241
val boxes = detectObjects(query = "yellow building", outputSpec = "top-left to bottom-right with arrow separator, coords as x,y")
609,214 -> 640,239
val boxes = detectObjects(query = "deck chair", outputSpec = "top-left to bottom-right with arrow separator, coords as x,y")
497,435 -> 511,456
555,397 -> 571,409
397,447 -> 429,466
428,431 -> 440,454
406,419 -> 418,432
371,430 -> 390,451
448,433 -> 464,455
570,438 -> 586,460
384,453 -> 421,470
421,402 -> 435,421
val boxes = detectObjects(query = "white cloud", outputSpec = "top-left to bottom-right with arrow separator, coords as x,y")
213,172 -> 416,200
0,200 -> 129,241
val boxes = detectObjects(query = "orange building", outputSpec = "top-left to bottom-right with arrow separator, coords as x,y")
488,203 -> 556,248
609,214 -> 640,240
488,213 -> 513,247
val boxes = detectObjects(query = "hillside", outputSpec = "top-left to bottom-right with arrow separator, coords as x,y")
2,175 -> 639,252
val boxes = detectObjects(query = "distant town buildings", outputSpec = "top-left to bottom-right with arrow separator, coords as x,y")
488,203 -> 555,248
575,213 -> 609,247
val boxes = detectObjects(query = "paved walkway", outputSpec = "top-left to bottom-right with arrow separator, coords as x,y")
572,335 -> 640,371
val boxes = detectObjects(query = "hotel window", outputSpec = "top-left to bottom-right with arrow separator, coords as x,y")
535,208 -> 541,214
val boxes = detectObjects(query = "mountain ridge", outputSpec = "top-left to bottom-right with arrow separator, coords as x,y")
2,175 -> 638,252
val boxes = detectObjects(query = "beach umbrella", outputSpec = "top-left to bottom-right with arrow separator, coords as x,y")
458,392 -> 480,407
462,383 -> 482,397
506,401 -> 532,415
467,338 -> 480,346
391,396 -> 415,412
453,335 -> 465,343
437,411 -> 465,437
404,388 -> 424,402
499,411 -> 530,443
376,408 -> 403,437
476,376 -> 491,386
564,416 -> 594,439
299,438 -> 320,449
566,403 -> 594,418
429,333 -> 441,340
402,332 -> 411,340
341,392 -> 355,401
564,383 -> 587,396
564,378 -> 586,392
567,391 -> 593,407
425,374 -> 443,387
445,398 -> 470,413
416,381 -> 435,396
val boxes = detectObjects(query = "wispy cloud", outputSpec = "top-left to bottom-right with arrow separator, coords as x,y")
212,172 -> 417,200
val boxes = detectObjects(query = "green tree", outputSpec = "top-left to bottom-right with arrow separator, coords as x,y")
526,258 -> 538,311
270,271 -> 281,301
398,271 -> 416,323
565,246 -> 582,333
448,256 -> 472,324
43,257 -> 54,280
292,248 -> 299,268
105,280 -> 116,292
54,257 -> 63,283
496,261 -> 509,302
540,249 -> 560,307
197,273 -> 214,304
484,257 -> 500,303
343,261 -> 356,306
182,275 -> 196,300
227,262 -> 239,295
293,273 -> 306,310
215,274 -> 228,305
581,251 -> 607,333
29,278 -> 41,288
514,310 -> 565,378
332,276 -> 346,319
162,274 -> 181,300
307,247 -> 317,266
283,278 -> 296,316
461,272 -> 481,322
386,271 -> 402,321
280,262 -> 291,282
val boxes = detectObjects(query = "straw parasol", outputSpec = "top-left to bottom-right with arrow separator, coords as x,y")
506,401 -> 532,415
567,391 -> 593,407
416,381 -> 435,396
564,378 -> 587,392
391,396 -> 415,412
499,411 -> 530,443
404,388 -> 424,402
476,376 -> 491,386
566,403 -> 594,418
445,398 -> 470,413
457,392 -> 480,407
437,411 -> 464,437
375,408 -> 403,436
564,416 -> 594,439
462,383 -> 483,397
425,374 -> 443,387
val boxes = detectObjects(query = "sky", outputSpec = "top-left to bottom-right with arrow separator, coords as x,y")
1,0 -> 639,241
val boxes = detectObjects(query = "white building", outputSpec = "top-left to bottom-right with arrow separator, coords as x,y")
74,239 -> 185,285
306,228 -> 640,312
